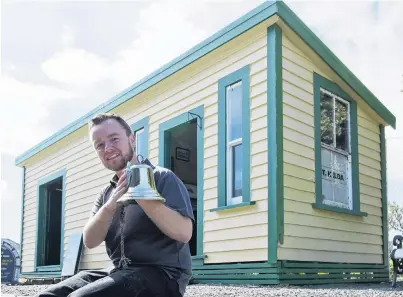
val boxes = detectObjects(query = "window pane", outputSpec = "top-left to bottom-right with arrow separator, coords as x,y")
335,99 -> 349,151
227,82 -> 242,142
320,91 -> 334,146
136,129 -> 146,157
321,147 -> 350,209
232,143 -> 243,197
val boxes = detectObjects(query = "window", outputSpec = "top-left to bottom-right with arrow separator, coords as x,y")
226,81 -> 243,205
35,169 -> 66,271
216,65 -> 253,210
131,116 -> 149,160
313,73 -> 367,217
320,88 -> 352,210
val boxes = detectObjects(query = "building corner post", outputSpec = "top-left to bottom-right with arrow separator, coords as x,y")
19,166 -> 26,274
380,125 -> 389,269
267,23 -> 284,264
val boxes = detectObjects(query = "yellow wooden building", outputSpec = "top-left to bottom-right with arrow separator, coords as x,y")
16,1 -> 396,285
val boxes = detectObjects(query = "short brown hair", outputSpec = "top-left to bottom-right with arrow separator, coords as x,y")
88,113 -> 133,137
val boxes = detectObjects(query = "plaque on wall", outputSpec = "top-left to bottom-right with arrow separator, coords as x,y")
176,147 -> 190,162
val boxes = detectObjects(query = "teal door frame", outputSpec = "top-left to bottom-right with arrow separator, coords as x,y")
158,105 -> 204,258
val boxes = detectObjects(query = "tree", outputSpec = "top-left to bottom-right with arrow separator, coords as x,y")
389,201 -> 403,233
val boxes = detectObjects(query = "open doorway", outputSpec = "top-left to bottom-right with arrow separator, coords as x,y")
166,120 -> 198,256
37,176 -> 63,268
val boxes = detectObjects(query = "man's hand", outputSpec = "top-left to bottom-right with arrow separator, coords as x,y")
104,171 -> 128,214
83,172 -> 128,249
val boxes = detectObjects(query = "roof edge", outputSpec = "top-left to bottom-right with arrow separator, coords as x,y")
14,0 -> 279,166
276,1 -> 396,129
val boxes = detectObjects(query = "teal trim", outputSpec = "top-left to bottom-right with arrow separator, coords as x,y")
313,72 -> 367,217
159,105 -> 205,257
210,201 -> 256,212
34,169 -> 66,272
279,260 -> 389,285
267,23 -> 284,264
217,64 -> 251,208
312,202 -> 367,217
19,166 -> 26,272
276,1 -> 395,129
380,125 -> 388,267
191,255 -> 207,260
130,116 -> 149,159
20,271 -> 61,278
37,265 -> 61,272
15,1 -> 395,166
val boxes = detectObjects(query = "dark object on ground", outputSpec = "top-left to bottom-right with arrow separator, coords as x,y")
391,234 -> 403,288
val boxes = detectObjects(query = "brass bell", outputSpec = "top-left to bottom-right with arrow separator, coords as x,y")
116,160 -> 165,206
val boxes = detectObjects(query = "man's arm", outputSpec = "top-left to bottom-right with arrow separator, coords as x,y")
137,200 -> 193,243
83,172 -> 128,249
137,170 -> 194,243
82,204 -> 115,249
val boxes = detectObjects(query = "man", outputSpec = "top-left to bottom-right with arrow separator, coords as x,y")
37,113 -> 195,297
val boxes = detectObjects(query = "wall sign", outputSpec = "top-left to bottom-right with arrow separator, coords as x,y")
321,167 -> 346,183
176,147 -> 190,162
1,239 -> 21,284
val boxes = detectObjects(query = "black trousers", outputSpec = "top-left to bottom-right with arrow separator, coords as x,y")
35,266 -> 181,297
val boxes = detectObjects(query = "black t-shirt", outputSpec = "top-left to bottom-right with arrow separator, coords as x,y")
91,158 -> 195,296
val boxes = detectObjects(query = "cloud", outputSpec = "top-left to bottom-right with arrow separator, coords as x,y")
108,0 -> 210,90
40,0 -> 210,91
0,74 -> 75,155
61,25 -> 75,47
0,180 -> 8,197
41,48 -> 109,85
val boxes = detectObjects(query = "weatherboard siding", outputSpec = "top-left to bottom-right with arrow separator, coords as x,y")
278,35 -> 383,264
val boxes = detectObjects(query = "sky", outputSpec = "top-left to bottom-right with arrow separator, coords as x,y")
0,0 -> 402,244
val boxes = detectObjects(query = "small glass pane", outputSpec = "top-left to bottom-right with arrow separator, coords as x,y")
335,99 -> 349,151
320,91 -> 334,146
227,82 -> 243,142
232,144 -> 243,198
136,129 -> 146,157
321,147 -> 350,209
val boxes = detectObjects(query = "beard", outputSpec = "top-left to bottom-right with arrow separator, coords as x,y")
103,142 -> 134,172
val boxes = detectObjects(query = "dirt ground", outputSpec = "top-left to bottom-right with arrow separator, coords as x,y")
2,281 -> 403,297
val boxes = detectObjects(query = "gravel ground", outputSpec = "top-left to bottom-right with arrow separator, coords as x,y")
2,282 -> 403,297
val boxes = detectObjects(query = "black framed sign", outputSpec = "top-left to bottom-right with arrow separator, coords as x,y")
176,147 -> 190,162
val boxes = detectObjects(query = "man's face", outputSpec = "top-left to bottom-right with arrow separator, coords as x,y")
90,119 -> 134,172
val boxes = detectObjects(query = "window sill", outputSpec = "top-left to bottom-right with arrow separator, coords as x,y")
191,255 -> 207,260
36,265 -> 61,272
210,201 -> 256,212
312,202 -> 368,217
21,271 -> 61,278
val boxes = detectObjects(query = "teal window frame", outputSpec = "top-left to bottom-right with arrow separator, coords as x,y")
212,64 -> 255,211
131,116 -> 149,160
312,72 -> 367,217
34,168 -> 66,272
